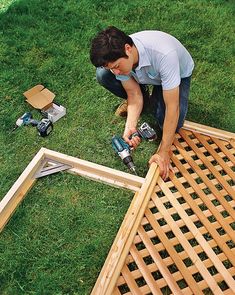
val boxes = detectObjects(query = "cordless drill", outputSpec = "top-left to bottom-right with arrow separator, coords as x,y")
13,112 -> 53,137
112,136 -> 137,174
112,122 -> 157,174
13,112 -> 36,130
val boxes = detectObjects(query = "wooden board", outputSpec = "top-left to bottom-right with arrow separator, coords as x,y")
0,147 -> 46,232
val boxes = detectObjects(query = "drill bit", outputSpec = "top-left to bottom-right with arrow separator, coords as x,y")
130,166 -> 138,175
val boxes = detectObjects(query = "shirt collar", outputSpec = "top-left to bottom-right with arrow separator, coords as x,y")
132,37 -> 151,70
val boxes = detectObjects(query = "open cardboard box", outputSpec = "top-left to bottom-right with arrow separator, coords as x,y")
23,85 -> 66,123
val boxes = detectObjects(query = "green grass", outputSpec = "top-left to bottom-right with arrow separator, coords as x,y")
0,175 -> 132,294
0,0 -> 234,294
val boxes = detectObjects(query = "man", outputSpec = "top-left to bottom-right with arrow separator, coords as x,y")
90,26 -> 194,180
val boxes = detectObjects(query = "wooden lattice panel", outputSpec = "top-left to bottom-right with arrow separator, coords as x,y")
1,122 -> 234,295
113,129 -> 235,295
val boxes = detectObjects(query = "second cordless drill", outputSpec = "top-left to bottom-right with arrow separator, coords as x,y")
13,112 -> 53,137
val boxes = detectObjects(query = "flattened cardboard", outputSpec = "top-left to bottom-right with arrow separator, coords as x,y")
23,85 -> 55,110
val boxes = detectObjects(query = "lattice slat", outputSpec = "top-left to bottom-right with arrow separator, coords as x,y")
113,130 -> 235,295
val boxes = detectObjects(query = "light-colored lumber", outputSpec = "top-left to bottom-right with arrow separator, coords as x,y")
169,171 -> 235,266
44,149 -> 144,192
118,246 -> 235,287
157,178 -> 235,291
212,137 -> 235,164
172,141 -> 235,240
144,207 -> 202,294
1,121 -> 235,294
0,148 -> 46,232
194,132 -> 235,180
151,191 -> 225,294
183,120 -> 235,143
113,288 -> 122,295
90,163 -> 160,295
129,244 -> 162,294
0,148 -> 145,233
173,138 -> 235,228
137,226 -> 184,295
121,265 -> 142,295
179,129 -> 235,198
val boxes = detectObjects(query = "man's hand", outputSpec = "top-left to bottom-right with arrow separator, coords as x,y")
123,126 -> 141,149
149,150 -> 174,180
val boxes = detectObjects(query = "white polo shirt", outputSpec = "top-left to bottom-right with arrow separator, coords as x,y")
116,30 -> 194,90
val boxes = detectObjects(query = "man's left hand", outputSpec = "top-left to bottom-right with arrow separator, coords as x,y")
149,150 -> 174,180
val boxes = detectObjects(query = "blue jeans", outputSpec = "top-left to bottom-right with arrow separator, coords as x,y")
96,67 -> 192,132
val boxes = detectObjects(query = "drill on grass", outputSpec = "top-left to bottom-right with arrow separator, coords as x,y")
12,112 -> 36,130
13,112 -> 53,137
112,122 -> 157,175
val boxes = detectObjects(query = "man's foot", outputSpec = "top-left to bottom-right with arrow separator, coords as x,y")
115,100 -> 128,117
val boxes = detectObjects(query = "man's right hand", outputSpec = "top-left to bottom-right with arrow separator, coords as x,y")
123,127 -> 141,149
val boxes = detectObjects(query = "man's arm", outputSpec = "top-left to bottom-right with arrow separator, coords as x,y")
122,77 -> 143,148
149,86 -> 179,180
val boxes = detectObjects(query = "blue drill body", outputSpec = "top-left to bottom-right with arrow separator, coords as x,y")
14,112 -> 35,129
111,122 -> 157,174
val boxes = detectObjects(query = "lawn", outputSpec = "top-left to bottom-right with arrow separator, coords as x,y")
0,0 -> 234,294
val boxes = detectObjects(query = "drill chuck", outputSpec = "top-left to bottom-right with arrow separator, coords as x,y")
112,136 -> 137,174
124,156 -> 137,174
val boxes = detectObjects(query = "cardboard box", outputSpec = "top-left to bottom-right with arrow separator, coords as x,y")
23,85 -> 66,123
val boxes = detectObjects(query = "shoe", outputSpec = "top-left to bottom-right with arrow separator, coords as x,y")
115,100 -> 128,117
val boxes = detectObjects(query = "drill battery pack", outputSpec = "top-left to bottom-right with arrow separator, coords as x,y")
37,119 -> 53,137
131,122 -> 157,141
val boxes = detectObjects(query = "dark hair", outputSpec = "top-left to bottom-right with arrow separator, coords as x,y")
90,26 -> 133,67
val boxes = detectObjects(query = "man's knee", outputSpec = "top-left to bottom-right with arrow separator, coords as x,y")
95,67 -> 127,99
96,67 -> 111,86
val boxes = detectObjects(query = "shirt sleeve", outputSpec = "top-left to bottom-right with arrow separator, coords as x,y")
159,50 -> 181,90
115,74 -> 131,82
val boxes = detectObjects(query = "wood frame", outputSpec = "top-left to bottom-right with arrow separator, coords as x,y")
0,147 -> 144,233
1,121 -> 235,294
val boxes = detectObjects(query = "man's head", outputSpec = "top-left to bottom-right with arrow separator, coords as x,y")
90,26 -> 134,74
